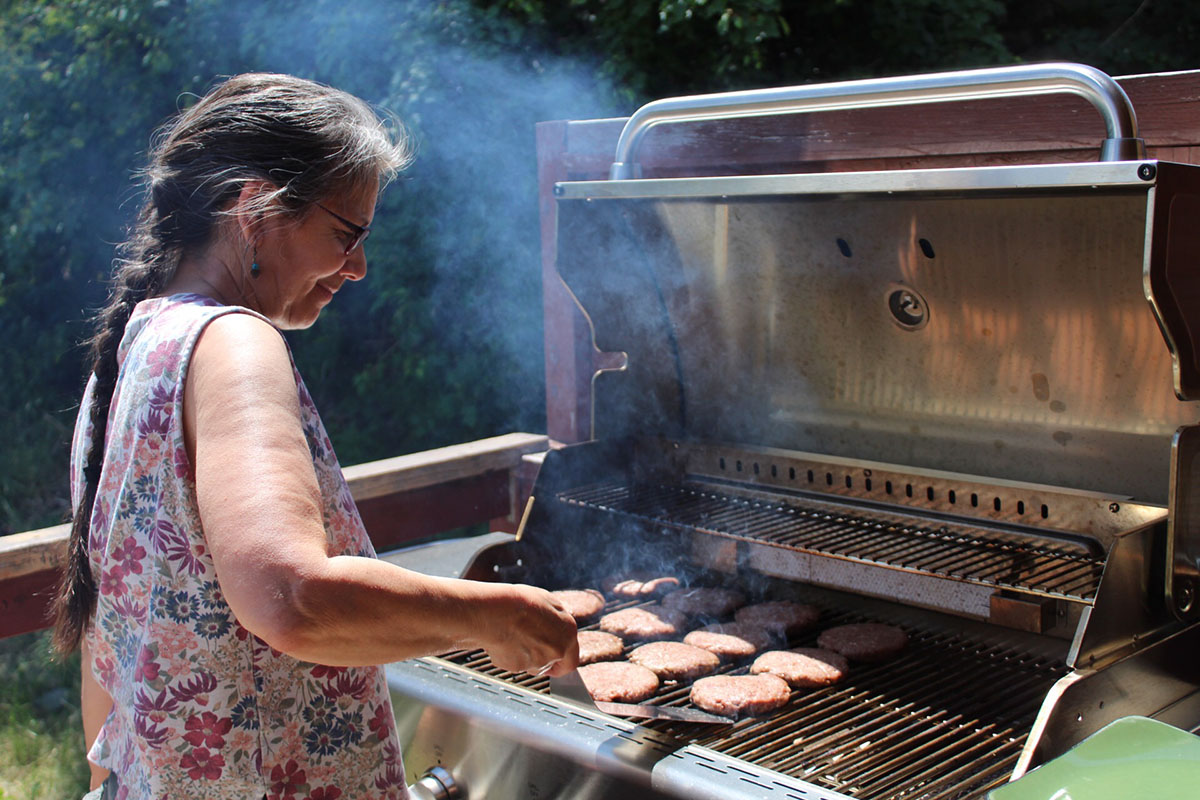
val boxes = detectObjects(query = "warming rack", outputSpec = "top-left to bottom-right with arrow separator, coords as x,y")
556,482 -> 1105,603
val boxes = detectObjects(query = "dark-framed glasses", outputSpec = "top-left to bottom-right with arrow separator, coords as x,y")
316,202 -> 370,255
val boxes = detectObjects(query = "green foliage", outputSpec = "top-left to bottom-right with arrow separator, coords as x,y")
1,0 -> 1200,539
0,631 -> 89,799
479,0 -> 1200,100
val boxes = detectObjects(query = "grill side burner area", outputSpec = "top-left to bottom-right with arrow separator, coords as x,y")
391,66 -> 1200,800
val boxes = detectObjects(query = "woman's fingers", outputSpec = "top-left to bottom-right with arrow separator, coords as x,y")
483,585 -> 579,675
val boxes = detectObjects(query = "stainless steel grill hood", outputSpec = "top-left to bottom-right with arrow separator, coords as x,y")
554,161 -> 1200,506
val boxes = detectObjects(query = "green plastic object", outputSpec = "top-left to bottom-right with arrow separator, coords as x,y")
989,716 -> 1200,799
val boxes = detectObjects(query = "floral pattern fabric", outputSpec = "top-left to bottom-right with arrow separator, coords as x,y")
72,294 -> 408,800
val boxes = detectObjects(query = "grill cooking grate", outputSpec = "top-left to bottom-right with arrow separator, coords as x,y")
441,592 -> 1065,800
557,482 -> 1104,602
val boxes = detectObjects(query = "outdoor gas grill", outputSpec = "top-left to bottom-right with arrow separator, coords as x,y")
387,63 -> 1200,800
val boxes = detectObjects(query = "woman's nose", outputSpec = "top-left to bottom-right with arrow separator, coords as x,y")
342,247 -> 368,281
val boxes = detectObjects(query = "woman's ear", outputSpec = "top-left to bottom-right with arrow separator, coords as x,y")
232,180 -> 280,244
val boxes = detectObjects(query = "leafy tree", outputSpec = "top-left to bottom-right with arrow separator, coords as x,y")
2,0 -> 1199,535
0,0 -> 614,533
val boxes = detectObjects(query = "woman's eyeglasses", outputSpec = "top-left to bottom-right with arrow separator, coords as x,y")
316,203 -> 370,255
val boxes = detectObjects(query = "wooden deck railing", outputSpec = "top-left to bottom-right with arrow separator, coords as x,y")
0,432 -> 549,640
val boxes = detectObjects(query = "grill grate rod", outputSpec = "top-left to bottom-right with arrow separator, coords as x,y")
560,482 -> 1103,601
438,593 -> 1064,800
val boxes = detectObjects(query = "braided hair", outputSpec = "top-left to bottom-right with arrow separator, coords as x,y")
52,74 -> 411,654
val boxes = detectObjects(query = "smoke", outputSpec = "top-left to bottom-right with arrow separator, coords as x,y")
218,0 -> 623,453
1,0 -> 625,531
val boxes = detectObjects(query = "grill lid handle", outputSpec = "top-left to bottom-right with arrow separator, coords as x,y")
609,62 -> 1144,179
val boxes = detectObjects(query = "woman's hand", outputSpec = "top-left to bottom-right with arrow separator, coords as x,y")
474,584 -> 579,676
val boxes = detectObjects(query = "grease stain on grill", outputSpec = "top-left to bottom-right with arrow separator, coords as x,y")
1031,373 -> 1051,402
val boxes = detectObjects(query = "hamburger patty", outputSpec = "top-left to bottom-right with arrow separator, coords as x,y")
577,631 -> 625,665
578,661 -> 659,703
734,601 -> 820,638
750,648 -> 849,688
628,641 -> 720,681
817,623 -> 908,662
551,588 -> 606,621
684,622 -> 773,660
689,674 -> 791,717
661,587 -> 746,619
600,571 -> 680,599
598,604 -> 687,641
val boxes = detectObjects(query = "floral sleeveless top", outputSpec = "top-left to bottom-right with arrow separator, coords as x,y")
71,294 -> 409,800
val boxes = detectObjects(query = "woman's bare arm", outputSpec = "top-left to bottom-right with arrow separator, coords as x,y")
80,638 -> 113,790
185,313 -> 578,672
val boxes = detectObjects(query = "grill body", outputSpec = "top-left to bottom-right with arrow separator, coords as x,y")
389,69 -> 1200,799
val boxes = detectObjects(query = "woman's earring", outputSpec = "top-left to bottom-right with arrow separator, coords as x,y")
250,249 -> 261,278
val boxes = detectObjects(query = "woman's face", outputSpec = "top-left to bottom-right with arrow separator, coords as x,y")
253,177 -> 379,330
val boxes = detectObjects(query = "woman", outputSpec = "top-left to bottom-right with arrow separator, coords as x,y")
52,73 -> 579,800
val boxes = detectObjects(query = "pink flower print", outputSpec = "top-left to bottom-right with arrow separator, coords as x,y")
374,764 -> 407,790
183,711 -> 232,748
308,788 -> 342,800
269,759 -> 308,798
150,519 -> 178,551
137,405 -> 170,441
180,746 -> 225,780
99,566 -> 127,597
112,536 -> 146,574
134,688 -> 179,725
229,729 -> 254,753
324,671 -> 370,702
382,737 -> 400,762
173,444 -> 191,479
135,644 -> 160,683
171,672 -> 218,706
368,703 -> 393,740
94,656 -> 116,689
146,339 -> 181,377
166,656 -> 192,680
111,594 -> 146,625
132,712 -> 170,749
309,664 -> 342,680
167,536 -> 205,576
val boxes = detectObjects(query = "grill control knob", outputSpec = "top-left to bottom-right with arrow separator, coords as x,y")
408,766 -> 463,800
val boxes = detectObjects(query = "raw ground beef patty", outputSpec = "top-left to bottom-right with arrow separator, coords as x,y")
661,587 -> 746,619
578,661 -> 659,702
600,571 -> 680,599
629,641 -> 720,681
577,630 -> 625,665
684,622 -> 773,660
598,604 -> 687,641
689,674 -> 791,717
551,588 -> 606,621
734,601 -> 820,637
750,648 -> 849,688
817,623 -> 908,662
